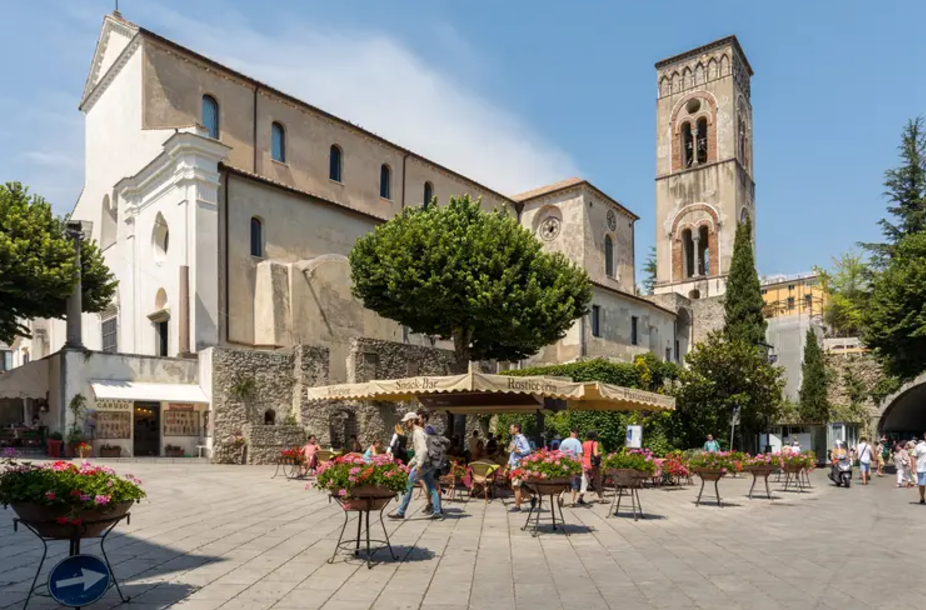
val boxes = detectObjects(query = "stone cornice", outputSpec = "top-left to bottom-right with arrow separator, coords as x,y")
81,14 -> 140,108
80,33 -> 142,113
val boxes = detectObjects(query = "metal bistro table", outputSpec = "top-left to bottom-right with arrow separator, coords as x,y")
13,512 -> 132,610
328,490 -> 398,569
521,479 -> 572,537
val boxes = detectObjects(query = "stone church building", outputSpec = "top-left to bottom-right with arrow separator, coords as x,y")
7,14 -> 756,445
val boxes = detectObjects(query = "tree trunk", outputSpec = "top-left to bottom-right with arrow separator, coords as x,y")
451,327 -> 473,374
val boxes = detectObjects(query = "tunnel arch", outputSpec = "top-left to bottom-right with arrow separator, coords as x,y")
879,371 -> 926,436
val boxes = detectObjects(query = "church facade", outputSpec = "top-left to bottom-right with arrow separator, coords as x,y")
16,15 -> 756,383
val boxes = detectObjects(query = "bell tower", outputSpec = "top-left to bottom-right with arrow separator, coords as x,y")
653,36 -> 754,299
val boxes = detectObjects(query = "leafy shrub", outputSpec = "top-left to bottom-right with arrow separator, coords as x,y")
510,449 -> 582,482
314,453 -> 409,497
602,448 -> 657,475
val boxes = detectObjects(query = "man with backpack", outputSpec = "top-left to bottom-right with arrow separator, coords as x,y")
855,437 -> 874,485
389,412 -> 445,521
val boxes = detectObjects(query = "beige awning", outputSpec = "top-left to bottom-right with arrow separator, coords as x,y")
0,360 -> 48,400
90,380 -> 208,403
304,372 -> 673,414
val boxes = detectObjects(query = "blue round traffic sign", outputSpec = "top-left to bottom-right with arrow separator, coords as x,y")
48,554 -> 111,607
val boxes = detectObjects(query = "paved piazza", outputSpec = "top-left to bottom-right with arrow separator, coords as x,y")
2,463 -> 925,610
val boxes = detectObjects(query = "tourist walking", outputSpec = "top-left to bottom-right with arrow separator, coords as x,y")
855,437 -> 873,485
875,439 -> 885,477
893,442 -> 912,488
387,424 -> 407,460
507,423 -> 532,512
578,431 -> 603,505
559,429 -> 583,506
703,434 -> 720,452
389,412 -> 443,520
906,439 -> 918,486
914,434 -> 926,505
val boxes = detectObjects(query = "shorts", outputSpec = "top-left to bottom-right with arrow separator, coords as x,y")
859,462 -> 870,473
570,475 -> 581,492
918,472 -> 926,486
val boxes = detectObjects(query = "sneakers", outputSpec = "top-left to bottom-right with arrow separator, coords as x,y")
509,506 -> 522,513
420,504 -> 434,515
387,512 -> 405,520
577,498 -> 587,506
920,499 -> 925,505
429,513 -> 445,521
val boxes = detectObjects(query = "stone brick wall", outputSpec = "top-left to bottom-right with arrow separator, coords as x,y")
689,295 -> 725,345
243,424 -> 306,465
825,351 -> 883,433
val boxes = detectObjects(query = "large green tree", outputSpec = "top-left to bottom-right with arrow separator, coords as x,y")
674,332 -> 784,449
640,246 -> 657,296
797,327 -> 829,423
814,250 -> 870,337
723,217 -> 767,346
350,194 -> 592,370
863,117 -> 926,264
0,183 -> 116,343
861,232 -> 926,379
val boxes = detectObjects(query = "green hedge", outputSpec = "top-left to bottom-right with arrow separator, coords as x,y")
497,355 -> 680,454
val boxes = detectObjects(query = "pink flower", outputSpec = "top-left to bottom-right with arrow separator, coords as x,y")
94,495 -> 110,505
107,480 -> 114,488
79,494 -> 91,502
337,489 -> 347,497
45,491 -> 55,501
349,467 -> 361,475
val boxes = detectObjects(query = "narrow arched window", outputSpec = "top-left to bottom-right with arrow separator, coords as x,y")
202,95 -> 219,139
696,117 -> 708,165
681,122 -> 693,168
682,228 -> 694,278
423,182 -> 433,208
329,145 -> 342,182
698,225 -> 710,275
380,164 -> 391,199
250,217 -> 263,258
271,122 -> 285,163
604,235 -> 615,278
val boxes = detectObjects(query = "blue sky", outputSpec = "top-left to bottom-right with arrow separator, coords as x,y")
1,0 -> 924,281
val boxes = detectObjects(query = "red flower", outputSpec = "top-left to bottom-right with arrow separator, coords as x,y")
70,489 -> 82,497
55,517 -> 68,525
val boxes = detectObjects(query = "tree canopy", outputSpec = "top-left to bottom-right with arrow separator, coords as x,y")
863,117 -> 926,265
861,231 -> 926,379
814,250 -> 870,337
640,246 -> 657,296
723,217 -> 767,346
349,195 -> 592,369
0,183 -> 116,344
798,327 -> 829,423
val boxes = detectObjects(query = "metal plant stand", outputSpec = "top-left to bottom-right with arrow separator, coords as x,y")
609,485 -> 645,521
521,481 -> 571,537
782,467 -> 806,493
13,513 -> 131,610
746,468 -> 775,500
271,456 -> 305,480
693,470 -> 725,507
328,495 -> 397,569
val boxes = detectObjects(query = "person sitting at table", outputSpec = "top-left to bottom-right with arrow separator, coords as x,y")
472,439 -> 486,461
303,435 -> 320,472
363,439 -> 384,462
348,434 -> 363,454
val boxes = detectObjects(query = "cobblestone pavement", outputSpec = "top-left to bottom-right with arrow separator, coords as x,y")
2,463 -> 924,610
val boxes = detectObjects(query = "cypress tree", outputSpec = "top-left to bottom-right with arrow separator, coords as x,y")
798,327 -> 829,423
723,216 -> 767,346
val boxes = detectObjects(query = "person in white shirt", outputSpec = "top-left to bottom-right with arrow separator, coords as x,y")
558,429 -> 583,507
913,433 -> 926,505
389,412 -> 443,520
855,437 -> 873,485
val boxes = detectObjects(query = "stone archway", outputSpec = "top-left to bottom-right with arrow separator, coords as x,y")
879,372 -> 926,435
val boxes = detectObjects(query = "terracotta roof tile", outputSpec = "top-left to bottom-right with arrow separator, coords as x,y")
512,178 -> 585,202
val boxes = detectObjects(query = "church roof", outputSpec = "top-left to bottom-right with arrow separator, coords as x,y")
513,178 -> 639,221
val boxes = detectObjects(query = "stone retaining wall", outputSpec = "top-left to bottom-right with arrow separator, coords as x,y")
244,424 -> 306,465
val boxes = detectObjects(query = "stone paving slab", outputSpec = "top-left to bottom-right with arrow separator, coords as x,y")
2,464 -> 925,610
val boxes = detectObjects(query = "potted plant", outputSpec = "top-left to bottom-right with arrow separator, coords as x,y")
728,451 -> 748,477
688,451 -> 733,481
75,442 -> 92,459
99,444 -> 122,458
312,453 -> 409,510
0,456 -> 146,539
164,444 -> 185,458
510,448 -> 582,495
46,432 -> 64,459
64,394 -> 87,458
742,452 -> 777,474
662,450 -> 691,485
64,430 -> 83,458
603,449 -> 657,487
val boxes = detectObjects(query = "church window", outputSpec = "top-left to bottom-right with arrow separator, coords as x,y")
380,164 -> 391,199
329,145 -> 343,182
681,228 -> 694,278
591,305 -> 601,337
152,213 -> 169,261
696,117 -> 708,165
101,315 -> 118,354
202,95 -> 219,139
686,98 -> 701,114
250,217 -> 263,258
631,316 -> 639,346
423,181 -> 434,208
264,409 -> 276,425
604,235 -> 615,278
271,122 -> 285,163
681,122 -> 694,168
698,225 -> 710,275
155,319 -> 169,356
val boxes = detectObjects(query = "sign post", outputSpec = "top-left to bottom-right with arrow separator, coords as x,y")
625,425 -> 642,449
48,554 -> 111,607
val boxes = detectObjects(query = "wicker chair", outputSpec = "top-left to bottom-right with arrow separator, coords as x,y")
468,461 -> 501,503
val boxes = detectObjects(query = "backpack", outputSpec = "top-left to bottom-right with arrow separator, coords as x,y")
426,432 -> 451,473
390,434 -> 407,461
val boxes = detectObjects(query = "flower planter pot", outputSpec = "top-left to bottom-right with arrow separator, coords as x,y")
99,447 -> 122,458
743,464 -> 777,475
46,439 -> 62,458
78,447 -> 92,459
10,501 -> 134,539
341,485 -> 396,511
165,448 -> 185,458
692,468 -> 726,482
609,468 -> 649,488
524,477 -> 573,495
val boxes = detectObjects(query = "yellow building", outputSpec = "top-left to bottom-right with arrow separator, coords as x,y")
760,274 -> 828,319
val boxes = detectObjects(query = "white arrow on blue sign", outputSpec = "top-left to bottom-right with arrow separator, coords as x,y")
48,554 -> 111,607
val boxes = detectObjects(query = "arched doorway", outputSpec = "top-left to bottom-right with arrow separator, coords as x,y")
328,409 -> 358,450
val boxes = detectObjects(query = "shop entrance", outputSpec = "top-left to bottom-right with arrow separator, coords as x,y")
133,402 -> 160,457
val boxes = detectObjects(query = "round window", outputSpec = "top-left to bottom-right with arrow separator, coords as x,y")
686,98 -> 701,115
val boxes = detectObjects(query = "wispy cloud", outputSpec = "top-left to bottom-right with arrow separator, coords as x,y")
136,4 -> 578,195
